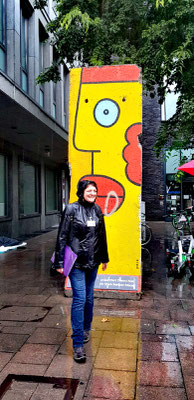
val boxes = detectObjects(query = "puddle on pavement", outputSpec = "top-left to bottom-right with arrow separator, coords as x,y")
142,226 -> 194,299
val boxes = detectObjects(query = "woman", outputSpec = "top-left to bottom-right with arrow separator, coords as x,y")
54,180 -> 109,363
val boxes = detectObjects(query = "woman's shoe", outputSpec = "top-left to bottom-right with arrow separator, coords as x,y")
73,347 -> 86,363
83,330 -> 90,343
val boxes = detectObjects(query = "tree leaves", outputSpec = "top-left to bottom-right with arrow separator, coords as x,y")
35,0 -> 194,154
156,0 -> 172,7
60,6 -> 94,32
33,0 -> 47,8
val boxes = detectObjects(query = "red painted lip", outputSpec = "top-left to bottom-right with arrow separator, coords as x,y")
123,123 -> 142,186
80,175 -> 125,216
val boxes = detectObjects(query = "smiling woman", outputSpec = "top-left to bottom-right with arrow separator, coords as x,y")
83,184 -> 97,203
54,179 -> 109,364
80,175 -> 125,216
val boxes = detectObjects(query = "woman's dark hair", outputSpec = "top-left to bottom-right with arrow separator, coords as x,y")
76,180 -> 98,200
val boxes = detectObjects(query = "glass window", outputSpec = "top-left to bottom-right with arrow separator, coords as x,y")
20,9 -> 28,92
166,174 -> 181,214
39,88 -> 44,107
0,154 -> 7,217
52,47 -> 58,119
19,161 -> 39,215
39,40 -> 44,74
52,103 -> 56,119
39,23 -> 47,108
166,150 -> 180,174
46,168 -> 58,212
39,22 -> 48,71
21,13 -> 27,70
0,0 -> 5,72
21,70 -> 28,92
52,80 -> 56,118
0,46 -> 5,71
0,0 -> 4,43
53,81 -> 56,102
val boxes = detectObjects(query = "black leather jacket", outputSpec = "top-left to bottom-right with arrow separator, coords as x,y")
54,200 -> 109,269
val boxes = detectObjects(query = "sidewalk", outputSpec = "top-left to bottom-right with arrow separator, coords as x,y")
0,224 -> 193,399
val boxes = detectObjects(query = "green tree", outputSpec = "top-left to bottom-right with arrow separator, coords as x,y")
34,0 -> 146,70
139,0 -> 194,156
34,0 -> 194,155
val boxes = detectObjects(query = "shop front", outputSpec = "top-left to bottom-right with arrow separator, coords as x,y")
165,149 -> 194,215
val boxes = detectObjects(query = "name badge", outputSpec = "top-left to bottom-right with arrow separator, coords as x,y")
87,219 -> 96,227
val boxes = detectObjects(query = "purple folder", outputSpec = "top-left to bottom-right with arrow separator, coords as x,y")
51,245 -> 77,277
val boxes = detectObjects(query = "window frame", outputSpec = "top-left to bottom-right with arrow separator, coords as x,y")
52,47 -> 58,119
39,21 -> 48,108
63,71 -> 66,128
19,158 -> 40,218
0,0 -> 6,72
0,153 -> 9,220
52,81 -> 56,119
20,6 -> 29,93
39,88 -> 44,108
39,39 -> 44,74
52,0 -> 57,15
45,166 -> 60,215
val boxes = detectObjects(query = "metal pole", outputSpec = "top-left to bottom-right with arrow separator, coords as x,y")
180,176 -> 183,210
180,150 -> 183,210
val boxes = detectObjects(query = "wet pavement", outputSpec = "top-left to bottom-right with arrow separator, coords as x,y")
0,222 -> 193,399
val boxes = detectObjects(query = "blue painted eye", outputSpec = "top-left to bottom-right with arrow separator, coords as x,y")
94,99 -> 120,127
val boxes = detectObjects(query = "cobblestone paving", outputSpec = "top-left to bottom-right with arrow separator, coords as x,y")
0,223 -> 193,399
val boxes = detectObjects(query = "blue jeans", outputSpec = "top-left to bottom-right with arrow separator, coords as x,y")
69,266 -> 98,348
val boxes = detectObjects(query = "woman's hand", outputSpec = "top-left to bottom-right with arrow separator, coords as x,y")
56,268 -> 64,274
102,263 -> 108,271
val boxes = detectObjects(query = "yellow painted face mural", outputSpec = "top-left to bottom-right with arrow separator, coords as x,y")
68,65 -> 142,292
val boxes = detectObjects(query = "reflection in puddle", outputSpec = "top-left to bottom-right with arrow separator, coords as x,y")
142,225 -> 194,299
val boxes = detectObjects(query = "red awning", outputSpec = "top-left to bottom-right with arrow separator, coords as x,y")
178,160 -> 194,176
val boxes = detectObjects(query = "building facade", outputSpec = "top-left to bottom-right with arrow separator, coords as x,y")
0,0 -> 69,238
1,1 -> 190,234
165,149 -> 194,214
162,90 -> 194,216
142,91 -> 194,220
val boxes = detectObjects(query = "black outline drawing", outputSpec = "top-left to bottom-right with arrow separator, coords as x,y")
72,68 -> 141,208
82,80 -> 139,84
93,98 -> 120,128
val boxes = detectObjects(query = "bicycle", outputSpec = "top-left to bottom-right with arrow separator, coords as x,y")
141,210 -> 152,246
172,208 -> 193,232
166,207 -> 194,276
142,246 -> 152,273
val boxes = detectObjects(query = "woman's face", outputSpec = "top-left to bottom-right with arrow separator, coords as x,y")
83,184 -> 97,203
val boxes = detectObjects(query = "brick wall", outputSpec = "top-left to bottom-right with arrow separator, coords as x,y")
141,95 -> 165,220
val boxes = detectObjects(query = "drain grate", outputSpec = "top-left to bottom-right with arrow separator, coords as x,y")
0,374 -> 80,399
